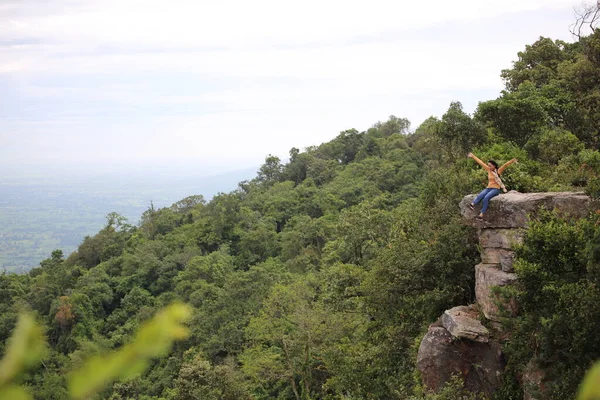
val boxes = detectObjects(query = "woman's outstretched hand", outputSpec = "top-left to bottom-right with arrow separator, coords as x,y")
467,152 -> 474,158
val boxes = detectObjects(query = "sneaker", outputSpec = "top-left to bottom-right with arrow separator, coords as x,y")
468,203 -> 475,211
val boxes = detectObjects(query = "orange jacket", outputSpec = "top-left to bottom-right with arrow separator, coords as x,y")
471,154 -> 516,189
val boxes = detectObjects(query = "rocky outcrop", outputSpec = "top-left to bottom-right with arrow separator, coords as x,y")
463,191 -> 591,322
417,323 -> 504,396
417,191 -> 593,397
459,191 -> 591,229
441,305 -> 489,342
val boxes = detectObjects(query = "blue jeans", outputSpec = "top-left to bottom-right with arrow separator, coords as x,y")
472,188 -> 501,214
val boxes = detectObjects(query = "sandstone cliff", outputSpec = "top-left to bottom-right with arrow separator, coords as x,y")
416,191 -> 592,397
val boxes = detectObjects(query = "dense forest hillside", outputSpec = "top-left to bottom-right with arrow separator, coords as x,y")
1,24 -> 600,400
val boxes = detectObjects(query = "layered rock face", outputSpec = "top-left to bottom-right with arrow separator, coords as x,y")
475,264 -> 518,321
462,191 -> 590,322
417,191 -> 591,397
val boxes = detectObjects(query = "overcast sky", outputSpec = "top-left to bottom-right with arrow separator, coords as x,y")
0,0 -> 587,176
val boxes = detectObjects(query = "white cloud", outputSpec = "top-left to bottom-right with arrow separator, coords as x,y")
0,0 -> 577,47
0,0 -> 587,169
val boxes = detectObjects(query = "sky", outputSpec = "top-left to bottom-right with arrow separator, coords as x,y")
0,0 -> 589,176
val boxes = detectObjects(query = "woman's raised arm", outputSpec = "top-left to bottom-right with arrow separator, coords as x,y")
498,158 -> 518,174
468,152 -> 490,170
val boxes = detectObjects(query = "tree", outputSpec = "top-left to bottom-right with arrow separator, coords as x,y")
435,101 -> 487,161
533,127 -> 584,164
105,213 -> 131,231
257,155 -> 283,185
476,85 -> 548,148
318,129 -> 365,165
334,201 -> 393,265
501,37 -> 571,92
500,213 -> 600,398
242,279 -> 331,400
284,148 -> 313,185
170,195 -> 205,214
570,1 -> 600,39
372,115 -> 411,136
172,352 -> 249,400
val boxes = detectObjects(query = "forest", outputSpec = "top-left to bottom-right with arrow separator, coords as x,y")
1,17 -> 600,400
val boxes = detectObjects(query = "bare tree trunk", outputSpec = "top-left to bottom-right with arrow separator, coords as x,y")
303,339 -> 311,399
282,338 -> 301,400
570,2 -> 599,39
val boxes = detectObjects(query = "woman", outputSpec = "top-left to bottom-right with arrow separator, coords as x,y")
467,152 -> 517,219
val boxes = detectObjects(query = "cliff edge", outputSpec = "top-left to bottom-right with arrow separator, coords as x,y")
417,191 -> 593,398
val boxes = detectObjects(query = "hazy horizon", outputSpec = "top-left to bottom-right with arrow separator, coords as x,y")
0,165 -> 258,272
0,160 -> 259,183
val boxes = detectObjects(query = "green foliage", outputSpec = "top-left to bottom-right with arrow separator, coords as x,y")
528,127 -> 584,164
476,82 -> 548,147
68,302 -> 191,399
501,37 -> 572,91
501,212 -> 600,399
0,313 -> 47,400
480,30 -> 600,148
257,155 -> 284,185
242,278 -> 331,399
0,304 -> 190,400
171,351 -> 250,399
550,148 -> 600,192
372,115 -> 411,137
334,200 -> 393,265
409,375 -> 479,400
434,101 -> 487,162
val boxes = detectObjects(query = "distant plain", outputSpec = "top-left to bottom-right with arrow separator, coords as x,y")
0,167 -> 255,272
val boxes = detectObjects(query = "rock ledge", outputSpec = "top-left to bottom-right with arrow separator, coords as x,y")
459,191 -> 590,229
441,306 -> 489,343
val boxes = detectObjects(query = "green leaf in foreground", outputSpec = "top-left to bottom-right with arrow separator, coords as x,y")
0,384 -> 31,400
578,361 -> 600,400
0,313 -> 48,396
68,302 -> 192,400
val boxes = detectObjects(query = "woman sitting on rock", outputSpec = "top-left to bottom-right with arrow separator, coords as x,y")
467,152 -> 517,219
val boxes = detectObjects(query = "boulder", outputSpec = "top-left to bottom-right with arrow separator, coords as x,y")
417,325 -> 505,396
441,305 -> 489,342
460,191 -> 591,229
475,264 -> 518,321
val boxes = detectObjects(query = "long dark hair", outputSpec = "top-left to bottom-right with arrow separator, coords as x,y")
488,160 -> 499,170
